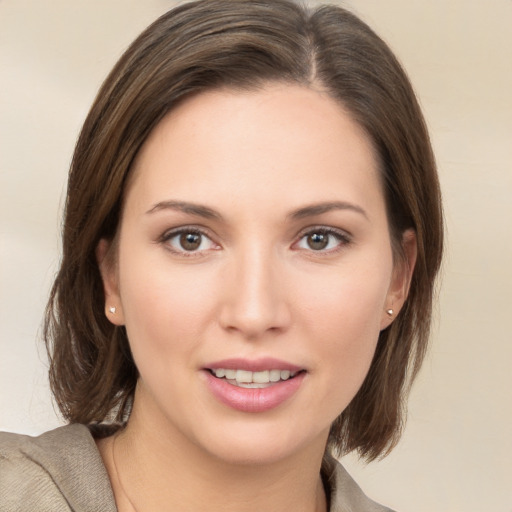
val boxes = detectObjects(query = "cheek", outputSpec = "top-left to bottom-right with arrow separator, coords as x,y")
117,249 -> 218,363
294,258 -> 392,402
297,257 -> 391,341
309,282 -> 382,370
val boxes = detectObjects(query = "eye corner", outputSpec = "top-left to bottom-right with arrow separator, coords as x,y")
292,226 -> 352,254
159,226 -> 221,257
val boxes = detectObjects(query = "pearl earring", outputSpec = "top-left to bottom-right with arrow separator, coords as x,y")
109,306 -> 116,314
386,309 -> 394,316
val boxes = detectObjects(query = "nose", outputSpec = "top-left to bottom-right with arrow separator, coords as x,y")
218,246 -> 291,340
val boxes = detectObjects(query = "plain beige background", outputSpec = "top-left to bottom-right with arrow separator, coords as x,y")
1,1 -> 511,510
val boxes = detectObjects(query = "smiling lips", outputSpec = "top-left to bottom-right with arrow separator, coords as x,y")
209,368 -> 299,388
204,359 -> 305,412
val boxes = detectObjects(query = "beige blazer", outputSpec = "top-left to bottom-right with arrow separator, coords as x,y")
0,425 -> 395,512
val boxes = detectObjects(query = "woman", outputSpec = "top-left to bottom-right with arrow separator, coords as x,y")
0,1 -> 443,511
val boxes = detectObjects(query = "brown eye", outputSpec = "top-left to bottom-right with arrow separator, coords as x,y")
307,233 -> 329,250
179,232 -> 202,251
163,228 -> 218,255
294,228 -> 350,253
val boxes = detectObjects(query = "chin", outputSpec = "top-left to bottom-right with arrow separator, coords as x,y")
192,420 -> 329,467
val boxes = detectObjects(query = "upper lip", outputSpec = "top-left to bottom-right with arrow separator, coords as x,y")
204,357 -> 303,373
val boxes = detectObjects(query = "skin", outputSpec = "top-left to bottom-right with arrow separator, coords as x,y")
96,84 -> 416,512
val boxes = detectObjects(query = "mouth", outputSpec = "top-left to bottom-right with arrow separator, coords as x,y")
203,358 -> 306,412
207,368 -> 304,389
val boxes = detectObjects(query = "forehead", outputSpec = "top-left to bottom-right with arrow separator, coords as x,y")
126,84 -> 384,218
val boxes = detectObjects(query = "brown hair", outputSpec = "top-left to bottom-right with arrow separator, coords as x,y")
44,0 -> 443,461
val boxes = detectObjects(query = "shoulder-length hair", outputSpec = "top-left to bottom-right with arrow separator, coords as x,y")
44,0 -> 443,461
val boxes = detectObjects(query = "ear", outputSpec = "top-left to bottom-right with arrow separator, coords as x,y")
380,229 -> 417,330
96,238 -> 125,326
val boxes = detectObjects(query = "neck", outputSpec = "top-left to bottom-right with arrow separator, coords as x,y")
103,396 -> 328,512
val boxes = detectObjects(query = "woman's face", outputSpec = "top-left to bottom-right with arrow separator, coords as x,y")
100,84 -> 412,465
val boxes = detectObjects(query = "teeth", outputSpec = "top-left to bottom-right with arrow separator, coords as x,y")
236,370 -> 252,383
269,369 -> 281,382
253,370 -> 269,383
225,369 -> 236,379
212,368 -> 298,384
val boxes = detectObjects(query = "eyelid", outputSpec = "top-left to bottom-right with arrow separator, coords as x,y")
157,224 -> 351,255
292,225 -> 352,252
158,225 -> 220,256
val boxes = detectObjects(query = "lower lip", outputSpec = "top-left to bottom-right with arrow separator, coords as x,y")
204,371 -> 305,413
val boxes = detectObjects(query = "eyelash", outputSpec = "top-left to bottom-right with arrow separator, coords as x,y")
158,225 -> 352,257
159,227 -> 219,257
294,226 -> 352,254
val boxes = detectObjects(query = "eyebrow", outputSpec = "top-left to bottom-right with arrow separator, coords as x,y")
289,201 -> 369,220
146,199 -> 368,222
146,200 -> 222,220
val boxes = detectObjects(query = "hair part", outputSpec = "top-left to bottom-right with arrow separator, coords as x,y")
44,0 -> 443,461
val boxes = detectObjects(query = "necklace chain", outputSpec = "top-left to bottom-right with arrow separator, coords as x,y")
110,431 -> 326,512
111,432 -> 140,512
